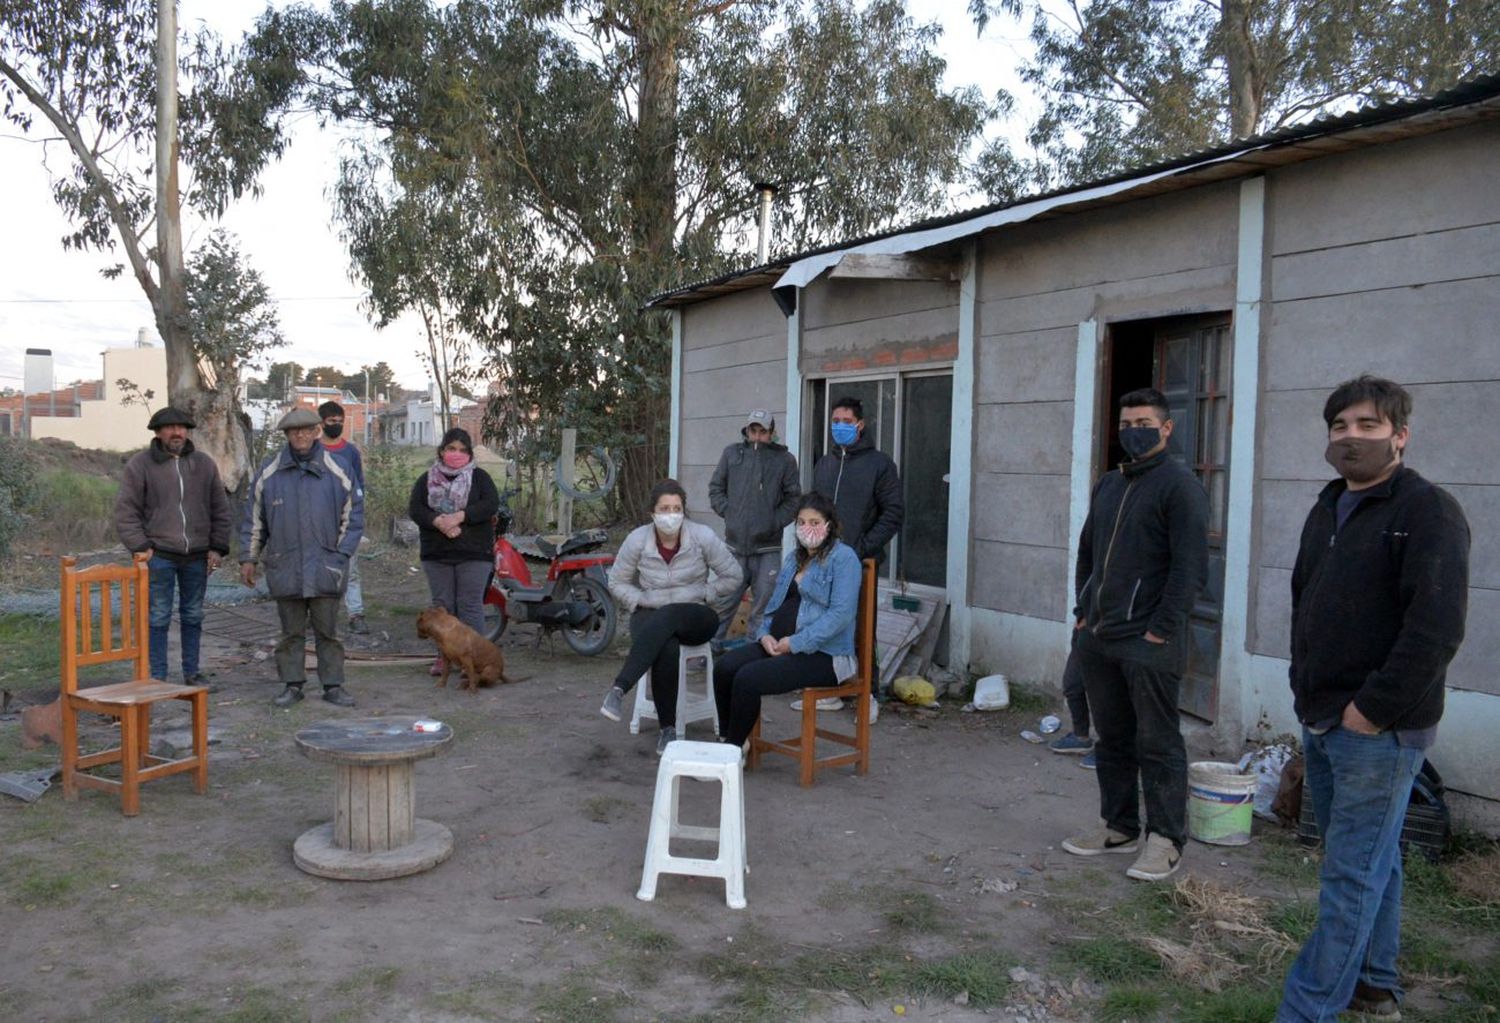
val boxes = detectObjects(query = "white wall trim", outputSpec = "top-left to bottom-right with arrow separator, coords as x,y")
783,293 -> 803,558
669,309 -> 683,478
1222,176 -> 1266,738
946,242 -> 979,671
1066,320 -> 1100,612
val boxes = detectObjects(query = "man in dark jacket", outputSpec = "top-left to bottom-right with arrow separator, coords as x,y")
1276,376 -> 1469,1023
708,408 -> 800,646
1063,387 -> 1208,883
812,396 -> 904,565
114,406 -> 231,685
318,400 -> 369,634
240,407 -> 365,708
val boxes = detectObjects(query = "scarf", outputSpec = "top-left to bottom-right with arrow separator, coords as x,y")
426,460 -> 475,514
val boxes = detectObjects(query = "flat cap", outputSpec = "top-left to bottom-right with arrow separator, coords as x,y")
276,407 -> 322,431
147,407 -> 195,430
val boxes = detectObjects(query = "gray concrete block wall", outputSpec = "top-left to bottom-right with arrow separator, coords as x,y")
678,290 -> 789,528
971,185 -> 1238,623
1252,121 -> 1500,697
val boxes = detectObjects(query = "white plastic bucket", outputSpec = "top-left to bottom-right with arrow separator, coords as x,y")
971,674 -> 1010,710
1187,761 -> 1258,846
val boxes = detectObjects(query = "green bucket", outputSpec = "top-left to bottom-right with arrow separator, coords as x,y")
1187,761 -> 1257,846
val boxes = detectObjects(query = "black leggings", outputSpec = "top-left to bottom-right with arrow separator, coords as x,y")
614,603 -> 720,727
712,643 -> 837,748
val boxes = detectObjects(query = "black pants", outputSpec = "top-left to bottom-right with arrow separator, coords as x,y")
615,603 -> 720,727
712,643 -> 837,748
1062,645 -> 1090,736
1076,632 -> 1187,847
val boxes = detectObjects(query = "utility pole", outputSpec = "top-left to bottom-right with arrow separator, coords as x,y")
364,367 -> 371,446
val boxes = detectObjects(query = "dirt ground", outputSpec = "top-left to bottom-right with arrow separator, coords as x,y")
1,548 -> 1491,1022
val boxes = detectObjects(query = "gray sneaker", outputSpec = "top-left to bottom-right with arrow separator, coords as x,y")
1049,732 -> 1094,755
1126,834 -> 1183,882
321,685 -> 356,707
656,726 -> 677,755
600,687 -> 625,722
272,685 -> 304,708
348,614 -> 369,635
1061,826 -> 1139,857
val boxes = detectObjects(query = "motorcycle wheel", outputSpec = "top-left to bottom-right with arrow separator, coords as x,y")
561,576 -> 617,657
483,605 -> 509,644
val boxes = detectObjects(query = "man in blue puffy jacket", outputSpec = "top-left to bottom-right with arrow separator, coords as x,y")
240,407 -> 365,708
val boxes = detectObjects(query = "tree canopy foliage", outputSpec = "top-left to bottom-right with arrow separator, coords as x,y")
239,0 -> 988,511
185,229 -> 285,402
970,0 -> 1500,198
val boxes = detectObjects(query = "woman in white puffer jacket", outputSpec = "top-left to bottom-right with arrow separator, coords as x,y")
600,479 -> 742,754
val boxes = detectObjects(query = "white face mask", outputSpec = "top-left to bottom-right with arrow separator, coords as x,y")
653,511 -> 684,536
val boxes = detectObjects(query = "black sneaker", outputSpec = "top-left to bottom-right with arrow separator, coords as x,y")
273,685 -> 304,708
1348,982 -> 1401,1019
348,615 -> 369,635
321,686 -> 356,707
185,673 -> 218,693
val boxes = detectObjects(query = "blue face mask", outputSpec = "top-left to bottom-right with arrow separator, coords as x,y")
831,421 -> 859,447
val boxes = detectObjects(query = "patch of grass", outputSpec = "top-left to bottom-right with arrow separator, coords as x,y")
1061,936 -> 1163,983
905,950 -> 1015,1007
1097,985 -> 1166,1022
582,794 -> 630,824
1266,898 -> 1318,944
428,971 -> 520,1018
1002,680 -> 1052,716
1257,832 -> 1321,885
1401,927 -> 1471,981
1172,984 -> 1281,1023
532,976 -> 628,1023
13,868 -> 79,907
0,612 -> 58,690
1106,884 -> 1183,934
1406,853 -> 1500,933
26,470 -> 119,550
817,883 -> 948,934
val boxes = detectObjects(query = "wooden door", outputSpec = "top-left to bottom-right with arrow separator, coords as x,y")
1154,320 -> 1231,722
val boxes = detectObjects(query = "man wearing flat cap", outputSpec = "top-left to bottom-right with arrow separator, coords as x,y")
240,407 -> 365,708
114,406 -> 231,686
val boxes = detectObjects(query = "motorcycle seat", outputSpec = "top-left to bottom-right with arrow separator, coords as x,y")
510,529 -> 610,560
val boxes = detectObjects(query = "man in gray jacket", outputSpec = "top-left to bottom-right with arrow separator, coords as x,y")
240,407 -> 364,708
708,409 -> 800,646
114,406 -> 230,685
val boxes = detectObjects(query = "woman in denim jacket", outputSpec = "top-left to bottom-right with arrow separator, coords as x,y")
712,492 -> 861,749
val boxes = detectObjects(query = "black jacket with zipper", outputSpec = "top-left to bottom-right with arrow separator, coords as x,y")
1290,466 -> 1469,732
1073,449 -> 1209,644
709,438 -> 800,555
811,432 -> 904,563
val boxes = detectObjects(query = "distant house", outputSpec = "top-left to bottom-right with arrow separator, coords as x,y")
650,76 -> 1500,813
381,386 -> 476,447
24,344 -> 168,450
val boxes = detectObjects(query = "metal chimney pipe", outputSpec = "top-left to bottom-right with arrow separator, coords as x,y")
753,182 -> 778,264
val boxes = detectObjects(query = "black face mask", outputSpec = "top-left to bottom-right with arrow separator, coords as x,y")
1324,437 -> 1398,484
1119,426 -> 1161,460
323,424 -> 343,440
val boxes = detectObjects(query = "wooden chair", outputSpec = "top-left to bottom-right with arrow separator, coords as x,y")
748,557 -> 876,786
60,554 -> 209,816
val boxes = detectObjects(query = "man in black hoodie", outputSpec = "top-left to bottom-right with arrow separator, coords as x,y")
812,395 -> 904,719
1276,376 -> 1469,1023
1063,388 -> 1208,883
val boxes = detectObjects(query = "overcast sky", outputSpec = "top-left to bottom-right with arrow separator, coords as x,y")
0,0 -> 1033,394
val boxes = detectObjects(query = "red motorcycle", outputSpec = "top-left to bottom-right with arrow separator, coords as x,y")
483,524 -> 618,656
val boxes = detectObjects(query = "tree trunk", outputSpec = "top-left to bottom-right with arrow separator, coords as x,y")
1221,0 -> 1261,139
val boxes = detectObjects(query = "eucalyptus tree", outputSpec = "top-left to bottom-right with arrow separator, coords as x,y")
970,0 -> 1500,198
241,0 -> 989,511
0,0 -> 296,488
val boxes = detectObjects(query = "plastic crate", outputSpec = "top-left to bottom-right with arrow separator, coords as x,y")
1296,760 -> 1450,863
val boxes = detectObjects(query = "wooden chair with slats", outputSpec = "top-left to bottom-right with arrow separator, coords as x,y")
60,554 -> 210,816
748,557 -> 876,786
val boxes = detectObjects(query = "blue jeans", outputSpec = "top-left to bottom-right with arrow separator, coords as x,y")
1276,726 -> 1424,1022
147,556 -> 209,680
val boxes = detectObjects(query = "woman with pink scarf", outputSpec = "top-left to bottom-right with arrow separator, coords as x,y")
407,428 -> 501,674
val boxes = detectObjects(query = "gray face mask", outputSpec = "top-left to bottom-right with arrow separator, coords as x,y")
1325,436 -> 1398,484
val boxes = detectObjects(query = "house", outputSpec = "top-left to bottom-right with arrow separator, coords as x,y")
650,75 -> 1500,817
24,344 -> 169,450
381,385 -> 476,447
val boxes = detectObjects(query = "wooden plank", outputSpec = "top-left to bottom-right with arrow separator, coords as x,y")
334,765 -> 352,850
827,253 -> 960,282
367,765 -> 391,851
389,764 -> 414,847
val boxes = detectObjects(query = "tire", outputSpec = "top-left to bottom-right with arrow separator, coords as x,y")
483,604 -> 508,643
561,576 -> 616,656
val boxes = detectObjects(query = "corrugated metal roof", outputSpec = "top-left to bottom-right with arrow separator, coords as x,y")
648,72 -> 1500,309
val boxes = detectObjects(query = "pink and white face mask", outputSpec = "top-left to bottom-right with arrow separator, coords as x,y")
442,450 -> 471,469
795,522 -> 829,549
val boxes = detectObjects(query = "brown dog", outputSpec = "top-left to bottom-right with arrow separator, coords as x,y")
415,606 -> 517,692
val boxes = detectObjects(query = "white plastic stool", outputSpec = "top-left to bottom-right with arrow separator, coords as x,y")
629,642 -> 718,737
637,740 -> 748,909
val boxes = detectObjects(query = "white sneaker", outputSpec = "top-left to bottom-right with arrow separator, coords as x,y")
789,696 -> 844,712
868,700 -> 879,725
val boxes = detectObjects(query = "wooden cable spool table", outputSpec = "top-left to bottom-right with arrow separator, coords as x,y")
292,716 -> 454,880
